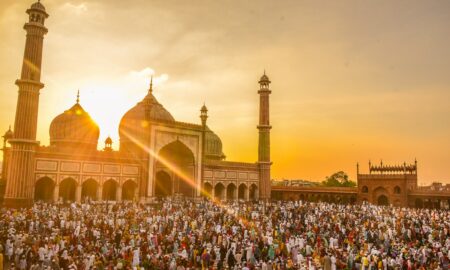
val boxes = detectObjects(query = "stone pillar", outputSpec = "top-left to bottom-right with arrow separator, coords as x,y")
75,184 -> 82,203
116,185 -> 122,202
257,72 -> 272,201
245,187 -> 249,201
53,184 -> 59,203
97,185 -> 103,201
3,2 -> 49,207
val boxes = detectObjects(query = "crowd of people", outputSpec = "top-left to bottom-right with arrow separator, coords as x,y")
0,198 -> 449,269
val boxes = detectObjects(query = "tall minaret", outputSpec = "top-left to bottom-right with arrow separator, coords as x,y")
257,71 -> 272,200
3,1 -> 48,207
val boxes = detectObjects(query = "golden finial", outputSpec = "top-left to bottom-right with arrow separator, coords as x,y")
76,89 -> 80,104
148,76 -> 153,94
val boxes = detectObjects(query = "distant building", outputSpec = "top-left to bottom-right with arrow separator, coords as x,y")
272,161 -> 450,209
272,179 -> 320,187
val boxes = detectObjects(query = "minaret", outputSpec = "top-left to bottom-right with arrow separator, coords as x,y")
257,71 -> 272,200
3,1 -> 48,207
200,104 -> 208,197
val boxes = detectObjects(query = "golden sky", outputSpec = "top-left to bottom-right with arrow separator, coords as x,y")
1,0 -> 449,184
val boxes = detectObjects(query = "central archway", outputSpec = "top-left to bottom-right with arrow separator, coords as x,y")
377,195 -> 389,206
373,186 -> 389,206
34,177 -> 55,202
156,140 -> 195,197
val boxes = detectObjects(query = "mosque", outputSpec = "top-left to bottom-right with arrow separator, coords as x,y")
2,1 -> 450,208
0,1 -> 272,207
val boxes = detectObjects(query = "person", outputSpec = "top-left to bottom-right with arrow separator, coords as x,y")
0,199 -> 449,269
331,253 -> 336,270
132,247 -> 140,267
227,249 -> 236,268
322,253 -> 332,270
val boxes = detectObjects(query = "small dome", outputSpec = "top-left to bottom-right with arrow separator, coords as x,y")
204,127 -> 225,160
3,126 -> 13,140
119,91 -> 175,147
105,136 -> 113,144
49,103 -> 99,151
259,72 -> 271,84
31,1 -> 46,11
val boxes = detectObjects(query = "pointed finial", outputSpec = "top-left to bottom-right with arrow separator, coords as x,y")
201,103 -> 208,112
76,90 -> 80,104
200,102 -> 208,126
8,125 -> 11,131
149,76 -> 153,94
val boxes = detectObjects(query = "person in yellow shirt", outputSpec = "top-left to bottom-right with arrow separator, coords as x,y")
361,255 -> 369,270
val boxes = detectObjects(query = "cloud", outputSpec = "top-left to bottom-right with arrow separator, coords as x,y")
128,67 -> 169,87
129,67 -> 154,78
61,2 -> 88,14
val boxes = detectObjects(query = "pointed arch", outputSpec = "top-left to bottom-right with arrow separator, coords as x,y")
203,182 -> 213,198
226,183 -> 237,201
34,177 -> 55,202
156,140 -> 195,197
122,180 -> 137,201
103,179 -> 118,201
377,195 -> 389,206
59,178 -> 77,202
214,183 -> 225,201
238,183 -> 248,200
82,178 -> 98,201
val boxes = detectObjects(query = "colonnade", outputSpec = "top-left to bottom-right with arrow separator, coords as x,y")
203,182 -> 259,201
34,177 -> 138,203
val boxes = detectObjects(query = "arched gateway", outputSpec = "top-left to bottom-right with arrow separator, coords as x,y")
155,141 -> 195,197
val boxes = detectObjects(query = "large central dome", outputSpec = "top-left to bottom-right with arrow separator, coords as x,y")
119,86 -> 175,148
49,101 -> 99,151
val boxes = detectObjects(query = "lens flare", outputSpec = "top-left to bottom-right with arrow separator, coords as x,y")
120,129 -> 199,192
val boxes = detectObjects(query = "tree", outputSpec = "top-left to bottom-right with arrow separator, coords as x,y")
321,171 -> 356,187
